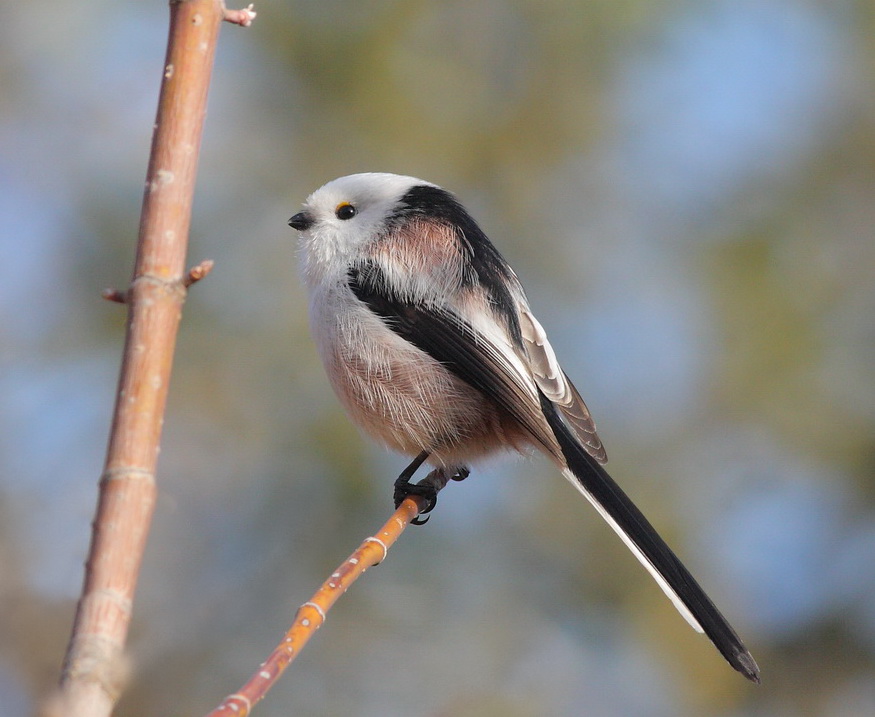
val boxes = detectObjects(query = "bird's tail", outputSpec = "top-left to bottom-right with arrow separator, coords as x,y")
540,392 -> 760,683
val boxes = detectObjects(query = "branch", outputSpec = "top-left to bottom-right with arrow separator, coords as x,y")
204,494 -> 430,717
101,259 -> 214,304
54,3 -> 254,716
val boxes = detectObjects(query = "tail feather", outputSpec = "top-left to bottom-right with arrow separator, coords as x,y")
540,392 -> 760,683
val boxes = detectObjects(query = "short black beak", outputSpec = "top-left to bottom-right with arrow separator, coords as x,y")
288,211 -> 314,231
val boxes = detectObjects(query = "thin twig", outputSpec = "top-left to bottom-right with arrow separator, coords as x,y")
223,3 -> 257,27
184,258 -> 215,287
101,288 -> 128,304
205,494 -> 429,717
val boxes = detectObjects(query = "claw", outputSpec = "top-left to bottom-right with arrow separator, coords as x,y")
392,455 -> 468,526
393,480 -> 439,513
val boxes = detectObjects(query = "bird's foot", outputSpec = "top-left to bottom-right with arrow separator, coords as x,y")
394,474 -> 440,525
393,460 -> 470,526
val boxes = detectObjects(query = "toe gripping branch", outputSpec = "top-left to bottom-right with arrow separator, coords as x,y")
393,451 -> 470,525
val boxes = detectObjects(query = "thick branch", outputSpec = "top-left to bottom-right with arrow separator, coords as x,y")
56,2 -> 231,715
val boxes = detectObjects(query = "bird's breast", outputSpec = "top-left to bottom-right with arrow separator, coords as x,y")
307,283 -> 517,463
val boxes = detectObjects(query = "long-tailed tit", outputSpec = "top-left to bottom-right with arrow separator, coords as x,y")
288,172 -> 759,683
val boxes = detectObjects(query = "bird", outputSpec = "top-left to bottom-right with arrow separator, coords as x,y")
288,172 -> 760,683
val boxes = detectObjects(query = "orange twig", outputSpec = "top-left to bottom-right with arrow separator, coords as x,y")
205,495 -> 428,717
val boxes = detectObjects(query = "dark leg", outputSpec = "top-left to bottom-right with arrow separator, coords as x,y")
394,451 -> 430,512
396,451 -> 429,484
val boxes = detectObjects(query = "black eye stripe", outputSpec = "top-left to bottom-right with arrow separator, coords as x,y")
335,203 -> 357,220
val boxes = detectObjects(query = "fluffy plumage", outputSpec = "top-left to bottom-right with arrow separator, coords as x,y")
289,172 -> 759,682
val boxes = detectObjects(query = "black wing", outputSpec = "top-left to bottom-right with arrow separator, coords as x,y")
348,261 -> 552,452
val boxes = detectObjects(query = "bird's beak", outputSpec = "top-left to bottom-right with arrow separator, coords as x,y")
288,211 -> 314,231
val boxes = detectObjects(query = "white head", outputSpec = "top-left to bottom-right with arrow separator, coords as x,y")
289,173 -> 438,283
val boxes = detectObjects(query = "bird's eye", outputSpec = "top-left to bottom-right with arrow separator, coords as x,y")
335,202 -> 356,220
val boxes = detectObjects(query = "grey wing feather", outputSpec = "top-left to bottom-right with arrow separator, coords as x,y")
517,308 -> 607,463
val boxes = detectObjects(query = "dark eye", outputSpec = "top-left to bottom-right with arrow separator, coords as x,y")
335,202 -> 356,220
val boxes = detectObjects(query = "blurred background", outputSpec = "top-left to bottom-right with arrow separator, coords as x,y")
2,0 -> 874,715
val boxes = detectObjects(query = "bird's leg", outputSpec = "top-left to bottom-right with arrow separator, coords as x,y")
394,452 -> 469,526
394,451 -> 429,493
394,451 -> 430,510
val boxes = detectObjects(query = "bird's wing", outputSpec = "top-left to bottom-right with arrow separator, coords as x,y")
517,308 -> 607,463
347,261 -> 556,454
347,260 -> 759,683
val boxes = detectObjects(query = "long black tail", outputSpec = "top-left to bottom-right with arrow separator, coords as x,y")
540,392 -> 760,683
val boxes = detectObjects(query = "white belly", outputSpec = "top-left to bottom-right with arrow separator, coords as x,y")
308,283 -> 517,465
